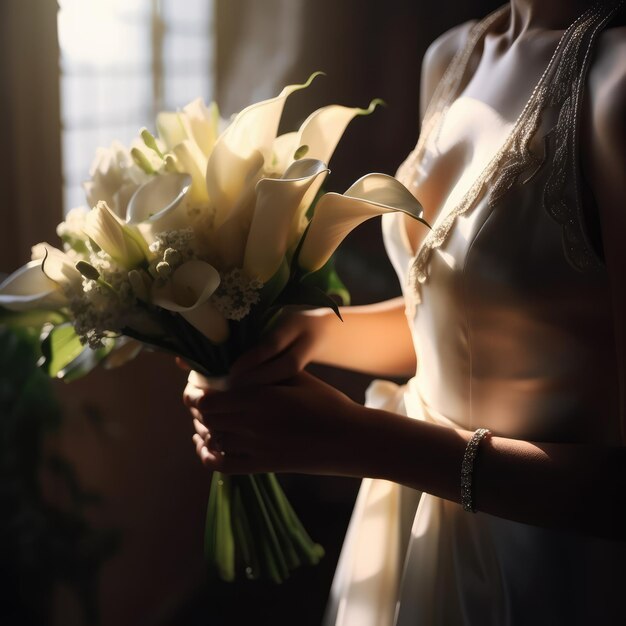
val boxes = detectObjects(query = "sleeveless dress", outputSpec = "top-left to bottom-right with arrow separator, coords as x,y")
324,3 -> 626,625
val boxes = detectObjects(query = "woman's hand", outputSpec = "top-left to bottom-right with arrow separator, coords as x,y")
188,371 -> 374,475
228,309 -> 335,386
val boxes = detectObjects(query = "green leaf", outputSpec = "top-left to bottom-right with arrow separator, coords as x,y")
301,257 -> 351,306
39,324 -> 85,379
278,281 -> 343,321
0,306 -> 67,332
59,342 -> 113,382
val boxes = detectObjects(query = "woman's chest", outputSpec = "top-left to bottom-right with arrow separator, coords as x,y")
402,96 -> 512,253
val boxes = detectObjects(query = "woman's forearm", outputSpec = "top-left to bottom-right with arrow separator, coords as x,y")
346,406 -> 626,540
312,296 -> 417,377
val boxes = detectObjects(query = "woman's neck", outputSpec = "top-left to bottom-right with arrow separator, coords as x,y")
508,0 -> 593,35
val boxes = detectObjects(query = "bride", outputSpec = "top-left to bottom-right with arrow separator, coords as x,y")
184,0 -> 626,623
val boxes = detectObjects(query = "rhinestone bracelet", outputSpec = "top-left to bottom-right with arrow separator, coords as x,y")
460,428 -> 491,513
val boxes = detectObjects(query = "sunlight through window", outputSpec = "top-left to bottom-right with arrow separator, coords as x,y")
58,0 -> 215,214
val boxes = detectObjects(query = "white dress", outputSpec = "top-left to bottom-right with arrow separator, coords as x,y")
324,3 -> 626,625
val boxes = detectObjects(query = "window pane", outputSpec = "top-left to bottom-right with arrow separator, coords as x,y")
61,72 -> 153,127
160,0 -> 213,27
163,33 -> 211,66
163,73 -> 213,110
58,1 -> 153,72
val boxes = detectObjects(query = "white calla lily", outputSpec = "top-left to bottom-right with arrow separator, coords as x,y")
179,98 -> 219,157
84,201 -> 148,268
156,112 -> 187,151
243,159 -> 330,282
156,98 -> 219,158
151,260 -> 228,343
31,243 -> 83,289
126,173 -> 192,233
0,260 -> 68,311
298,173 -> 427,272
172,140 -> 210,205
295,99 -> 383,166
206,72 -> 323,227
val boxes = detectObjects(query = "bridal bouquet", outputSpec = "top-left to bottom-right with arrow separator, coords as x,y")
0,73 -> 426,582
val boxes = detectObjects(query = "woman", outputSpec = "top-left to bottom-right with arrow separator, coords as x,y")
184,0 -> 626,623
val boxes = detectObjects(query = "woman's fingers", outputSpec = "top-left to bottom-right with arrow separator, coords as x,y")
193,417 -> 209,439
230,324 -> 298,377
175,356 -> 191,372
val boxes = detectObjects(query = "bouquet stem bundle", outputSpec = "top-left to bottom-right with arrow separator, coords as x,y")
207,473 -> 323,583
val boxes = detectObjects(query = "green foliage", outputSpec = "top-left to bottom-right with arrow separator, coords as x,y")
0,326 -> 119,625
39,323 -> 112,382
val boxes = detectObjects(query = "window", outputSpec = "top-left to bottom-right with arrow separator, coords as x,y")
58,0 -> 215,214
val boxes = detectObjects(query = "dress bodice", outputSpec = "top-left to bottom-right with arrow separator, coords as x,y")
325,5 -> 626,625
386,1 -> 623,445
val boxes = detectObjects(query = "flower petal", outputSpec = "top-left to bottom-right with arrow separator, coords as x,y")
33,244 -> 82,288
243,159 -> 329,282
171,140 -> 209,206
180,98 -> 219,157
126,172 -> 192,228
298,174 -> 427,272
181,302 -> 230,344
270,132 -> 298,174
0,260 -> 67,311
84,201 -> 147,268
295,99 -> 382,167
151,260 -> 220,312
156,111 -> 188,151
206,72 -> 323,226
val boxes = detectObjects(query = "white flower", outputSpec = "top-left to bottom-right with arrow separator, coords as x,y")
151,260 -> 228,343
242,158 -> 329,282
31,243 -> 83,291
0,260 -> 68,311
298,173 -> 427,272
126,172 -> 193,238
56,207 -> 90,255
84,201 -> 149,269
83,141 -> 153,218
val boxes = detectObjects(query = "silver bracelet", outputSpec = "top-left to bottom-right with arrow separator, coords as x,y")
460,428 -> 491,513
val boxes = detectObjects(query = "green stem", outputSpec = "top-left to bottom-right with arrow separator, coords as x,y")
231,481 -> 260,580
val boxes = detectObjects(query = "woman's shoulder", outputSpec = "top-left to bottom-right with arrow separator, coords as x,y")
582,24 -> 626,278
420,20 -> 477,117
585,24 -> 626,168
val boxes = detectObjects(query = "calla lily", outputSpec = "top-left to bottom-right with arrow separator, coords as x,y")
126,173 -> 192,234
84,201 -> 148,268
0,260 -> 68,311
298,173 -> 427,272
206,73 -> 323,228
31,243 -> 83,289
156,98 -> 219,157
272,99 -> 383,174
151,260 -> 228,343
172,140 -> 210,205
243,159 -> 330,282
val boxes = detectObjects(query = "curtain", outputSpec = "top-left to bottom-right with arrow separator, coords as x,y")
0,0 -> 63,273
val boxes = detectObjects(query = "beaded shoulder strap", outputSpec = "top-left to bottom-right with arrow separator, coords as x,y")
396,6 -> 509,194
542,0 -> 624,271
408,1 -> 623,299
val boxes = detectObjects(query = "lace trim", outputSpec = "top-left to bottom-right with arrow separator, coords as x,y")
542,0 -> 623,271
407,1 -> 621,302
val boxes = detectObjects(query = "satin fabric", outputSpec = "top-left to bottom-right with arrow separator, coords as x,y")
324,4 -> 626,625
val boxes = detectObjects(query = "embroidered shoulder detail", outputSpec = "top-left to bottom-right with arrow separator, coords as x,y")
408,1 -> 622,301
542,0 -> 623,271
